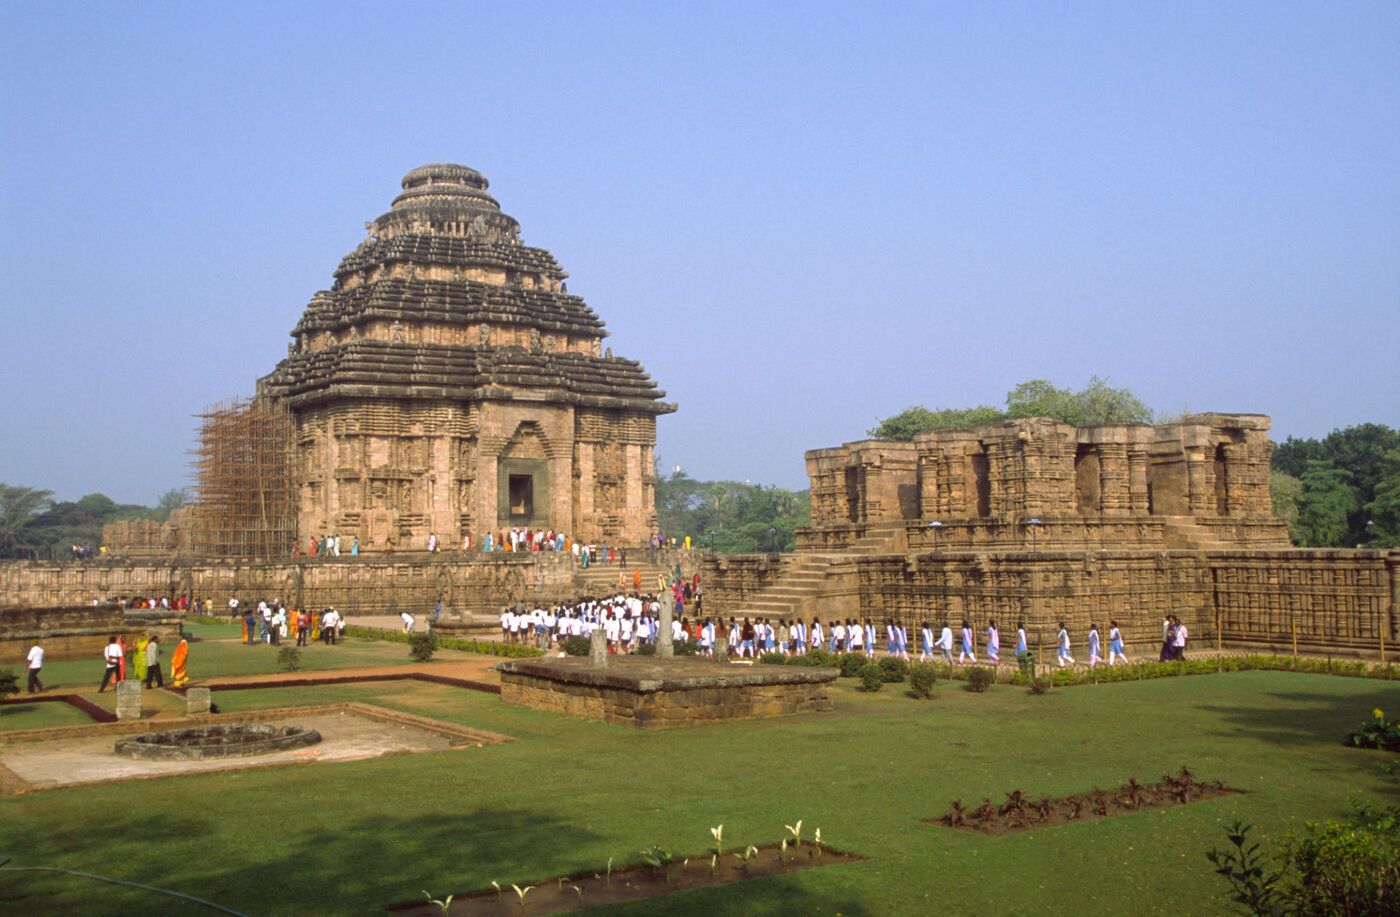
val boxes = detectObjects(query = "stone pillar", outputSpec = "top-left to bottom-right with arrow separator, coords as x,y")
658,590 -> 674,658
186,686 -> 212,716
1098,444 -> 1130,516
589,627 -> 608,667
116,681 -> 142,720
1128,450 -> 1149,515
715,635 -> 728,660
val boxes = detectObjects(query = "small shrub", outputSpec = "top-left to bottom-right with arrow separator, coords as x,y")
877,657 -> 909,683
0,669 -> 19,707
633,643 -> 657,656
759,652 -> 788,665
672,640 -> 700,657
562,636 -> 591,657
1347,708 -> 1400,751
858,663 -> 883,692
804,648 -> 834,667
1028,676 -> 1052,695
276,646 -> 301,672
909,662 -> 938,698
966,667 -> 995,693
838,653 -> 868,678
408,633 -> 439,662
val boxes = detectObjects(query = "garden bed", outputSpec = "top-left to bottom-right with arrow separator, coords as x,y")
929,768 -> 1241,836
388,842 -> 861,915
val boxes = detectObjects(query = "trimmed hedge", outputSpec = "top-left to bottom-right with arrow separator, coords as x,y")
344,625 -> 544,658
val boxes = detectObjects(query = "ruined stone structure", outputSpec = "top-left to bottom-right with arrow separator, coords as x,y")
247,163 -> 674,553
705,414 -> 1399,659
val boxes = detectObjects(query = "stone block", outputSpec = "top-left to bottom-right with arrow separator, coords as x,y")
186,686 -> 212,716
115,681 -> 142,720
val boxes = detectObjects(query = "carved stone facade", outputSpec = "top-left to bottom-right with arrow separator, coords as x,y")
257,164 -> 674,551
703,412 -> 1398,659
801,414 -> 1287,552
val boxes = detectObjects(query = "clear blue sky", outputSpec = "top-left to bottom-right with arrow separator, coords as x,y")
2,1 -> 1397,504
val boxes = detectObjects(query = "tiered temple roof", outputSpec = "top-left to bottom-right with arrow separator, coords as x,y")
260,163 -> 673,415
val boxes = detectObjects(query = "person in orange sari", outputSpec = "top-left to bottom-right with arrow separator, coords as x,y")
633,569 -> 641,592
170,639 -> 190,687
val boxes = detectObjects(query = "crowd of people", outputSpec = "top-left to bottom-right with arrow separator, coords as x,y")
227,597 -> 346,646
295,528 -> 700,563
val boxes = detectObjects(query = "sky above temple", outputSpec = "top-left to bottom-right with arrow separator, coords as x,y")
2,2 -> 1398,503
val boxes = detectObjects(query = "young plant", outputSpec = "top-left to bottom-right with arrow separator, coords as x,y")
1119,777 -> 1149,810
780,838 -> 788,864
784,819 -> 802,849
570,885 -> 584,906
491,880 -> 501,901
813,828 -> 824,861
510,884 -> 534,915
731,844 -> 758,873
710,824 -> 724,876
606,856 -> 614,886
421,891 -> 453,914
1205,821 -> 1284,915
640,844 -> 675,885
943,800 -> 967,828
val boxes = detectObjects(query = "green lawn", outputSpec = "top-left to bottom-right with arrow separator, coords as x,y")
0,701 -> 94,732
1,671 -> 1397,916
18,622 -> 480,691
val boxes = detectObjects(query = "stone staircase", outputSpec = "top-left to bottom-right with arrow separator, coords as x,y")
1162,517 -> 1231,550
730,522 -> 907,620
573,561 -> 672,594
729,553 -> 840,619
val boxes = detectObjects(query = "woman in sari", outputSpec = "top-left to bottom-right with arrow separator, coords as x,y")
133,636 -> 149,683
170,639 -> 190,687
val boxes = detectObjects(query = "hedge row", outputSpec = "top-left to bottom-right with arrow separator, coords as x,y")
343,624 -> 544,659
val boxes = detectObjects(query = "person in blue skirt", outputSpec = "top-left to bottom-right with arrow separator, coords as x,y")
895,620 -> 910,661
986,619 -> 1000,664
1014,620 -> 1028,659
1108,619 -> 1129,666
920,621 -> 935,661
1056,621 -> 1075,667
958,620 -> 976,665
1087,623 -> 1102,668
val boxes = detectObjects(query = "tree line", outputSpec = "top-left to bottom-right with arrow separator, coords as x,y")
654,469 -> 810,553
0,485 -> 189,560
1271,424 -> 1399,548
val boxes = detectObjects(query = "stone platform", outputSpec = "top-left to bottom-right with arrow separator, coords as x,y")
496,657 -> 837,728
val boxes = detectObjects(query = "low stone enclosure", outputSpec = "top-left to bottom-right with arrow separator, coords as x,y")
114,723 -> 322,760
0,604 -> 183,663
701,414 -> 1400,661
496,657 -> 838,728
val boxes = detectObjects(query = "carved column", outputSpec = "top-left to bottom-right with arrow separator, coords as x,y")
1127,450 -> 1149,515
1098,444 -> 1129,516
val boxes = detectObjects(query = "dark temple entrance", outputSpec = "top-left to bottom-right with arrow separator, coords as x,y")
508,474 -> 534,523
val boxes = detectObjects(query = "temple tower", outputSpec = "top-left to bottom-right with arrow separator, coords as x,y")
258,164 -> 674,551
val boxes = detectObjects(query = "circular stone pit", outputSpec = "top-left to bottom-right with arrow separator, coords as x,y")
115,724 -> 322,760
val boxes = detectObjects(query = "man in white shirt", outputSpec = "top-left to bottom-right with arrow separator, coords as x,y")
98,636 -> 124,692
26,642 -> 45,693
401,611 -> 415,634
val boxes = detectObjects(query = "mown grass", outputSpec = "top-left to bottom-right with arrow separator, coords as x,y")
1,668 -> 1397,915
14,622 -> 484,691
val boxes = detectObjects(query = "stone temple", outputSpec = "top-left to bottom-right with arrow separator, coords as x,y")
256,164 -> 674,551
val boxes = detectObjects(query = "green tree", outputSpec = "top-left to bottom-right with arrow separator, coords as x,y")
155,488 -> 191,521
0,484 -> 54,558
1271,424 -> 1400,545
1296,464 -> 1359,547
1269,469 -> 1304,545
869,377 -> 1152,441
1365,448 -> 1400,548
867,405 -> 1005,441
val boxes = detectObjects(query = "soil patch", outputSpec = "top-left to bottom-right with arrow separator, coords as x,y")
388,842 -> 861,916
928,769 -> 1241,836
